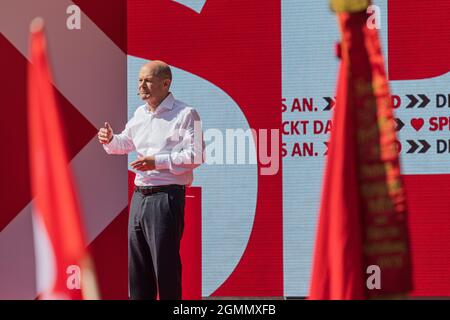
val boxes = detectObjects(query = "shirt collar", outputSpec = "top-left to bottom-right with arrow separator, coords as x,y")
147,92 -> 174,114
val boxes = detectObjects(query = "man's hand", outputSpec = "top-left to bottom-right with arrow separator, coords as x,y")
130,156 -> 156,171
98,122 -> 113,144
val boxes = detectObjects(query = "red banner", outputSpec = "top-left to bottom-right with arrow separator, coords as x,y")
309,7 -> 412,299
28,20 -> 98,300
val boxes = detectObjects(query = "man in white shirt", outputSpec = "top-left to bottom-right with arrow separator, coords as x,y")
98,60 -> 205,300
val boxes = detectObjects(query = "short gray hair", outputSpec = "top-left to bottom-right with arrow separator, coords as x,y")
153,64 -> 172,80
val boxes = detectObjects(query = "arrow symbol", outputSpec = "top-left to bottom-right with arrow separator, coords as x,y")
417,94 -> 430,108
394,118 -> 405,131
406,140 -> 431,153
405,94 -> 419,108
418,140 -> 431,153
323,142 -> 329,155
405,94 -> 430,108
323,97 -> 335,111
406,140 -> 419,153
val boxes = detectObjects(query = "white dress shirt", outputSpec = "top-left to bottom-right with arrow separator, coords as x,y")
103,93 -> 205,186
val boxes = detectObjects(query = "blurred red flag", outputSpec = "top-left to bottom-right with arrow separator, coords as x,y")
309,2 -> 412,299
27,18 -> 99,300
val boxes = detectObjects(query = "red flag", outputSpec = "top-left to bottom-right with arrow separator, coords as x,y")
309,2 -> 412,299
27,18 -> 99,300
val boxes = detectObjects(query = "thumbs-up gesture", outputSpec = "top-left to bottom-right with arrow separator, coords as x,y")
98,122 -> 114,144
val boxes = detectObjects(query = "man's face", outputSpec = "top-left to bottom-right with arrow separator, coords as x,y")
138,66 -> 170,103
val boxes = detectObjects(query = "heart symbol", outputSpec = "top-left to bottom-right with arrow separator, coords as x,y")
411,118 -> 424,131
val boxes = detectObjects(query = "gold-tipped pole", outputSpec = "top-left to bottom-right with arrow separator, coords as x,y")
330,0 -> 370,13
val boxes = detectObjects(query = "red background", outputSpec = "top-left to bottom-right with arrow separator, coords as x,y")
0,0 -> 448,298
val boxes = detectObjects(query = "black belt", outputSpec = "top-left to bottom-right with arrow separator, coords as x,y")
135,184 -> 185,196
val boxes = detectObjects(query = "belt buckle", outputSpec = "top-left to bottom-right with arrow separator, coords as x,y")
137,186 -> 152,195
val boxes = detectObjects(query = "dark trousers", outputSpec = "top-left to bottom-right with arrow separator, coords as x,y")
128,185 -> 185,300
